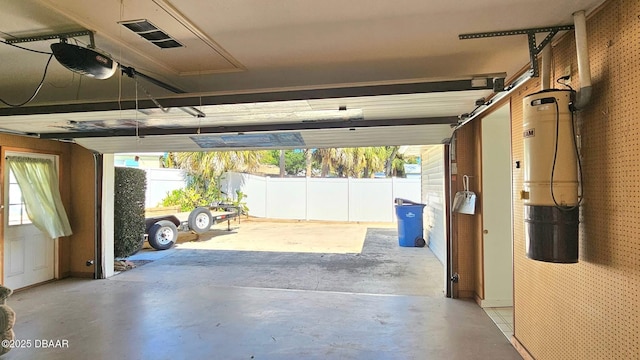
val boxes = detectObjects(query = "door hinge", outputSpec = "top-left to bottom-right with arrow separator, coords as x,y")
450,273 -> 459,283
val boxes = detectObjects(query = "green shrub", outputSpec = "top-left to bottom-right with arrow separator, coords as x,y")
114,167 -> 147,258
161,188 -> 203,212
231,190 -> 249,216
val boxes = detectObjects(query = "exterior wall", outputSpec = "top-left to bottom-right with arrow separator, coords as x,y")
472,0 -> 639,358
221,172 -> 421,222
421,145 -> 446,265
0,135 -> 94,282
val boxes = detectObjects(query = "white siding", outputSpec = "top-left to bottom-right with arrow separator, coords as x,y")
421,145 -> 447,265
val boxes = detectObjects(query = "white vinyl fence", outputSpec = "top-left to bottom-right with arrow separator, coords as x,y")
221,172 -> 421,222
143,168 -> 186,208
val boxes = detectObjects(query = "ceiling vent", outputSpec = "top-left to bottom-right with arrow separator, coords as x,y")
119,19 -> 183,49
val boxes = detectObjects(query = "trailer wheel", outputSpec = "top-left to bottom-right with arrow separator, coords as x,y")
148,220 -> 178,250
188,207 -> 212,234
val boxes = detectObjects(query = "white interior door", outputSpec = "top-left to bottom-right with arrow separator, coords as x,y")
481,104 -> 513,307
4,153 -> 56,290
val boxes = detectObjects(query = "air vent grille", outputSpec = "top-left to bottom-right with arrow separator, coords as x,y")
139,31 -> 170,41
119,19 -> 183,49
153,39 -> 182,49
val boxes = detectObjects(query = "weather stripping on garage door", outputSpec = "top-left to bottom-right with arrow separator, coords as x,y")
6,156 -> 72,239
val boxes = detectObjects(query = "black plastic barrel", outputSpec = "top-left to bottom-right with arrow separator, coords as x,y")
524,205 -> 579,263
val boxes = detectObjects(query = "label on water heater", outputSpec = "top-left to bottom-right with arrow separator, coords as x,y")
523,128 -> 535,138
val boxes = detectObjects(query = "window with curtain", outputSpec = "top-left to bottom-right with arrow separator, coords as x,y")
8,169 -> 31,226
6,156 -> 73,239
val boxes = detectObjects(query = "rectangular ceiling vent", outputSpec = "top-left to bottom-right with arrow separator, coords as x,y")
118,19 -> 183,49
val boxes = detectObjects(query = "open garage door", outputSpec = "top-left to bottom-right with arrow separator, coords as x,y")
0,81 -> 499,153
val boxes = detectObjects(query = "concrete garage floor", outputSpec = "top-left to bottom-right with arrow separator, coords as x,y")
4,221 -> 520,360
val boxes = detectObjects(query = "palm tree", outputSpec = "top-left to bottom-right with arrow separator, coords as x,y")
385,146 -> 399,177
171,150 -> 265,195
313,148 -> 346,177
313,148 -> 330,177
279,150 -> 285,177
161,152 -> 177,168
175,151 -> 263,175
334,148 -> 357,177
313,147 -> 388,178
336,147 -> 387,178
385,150 -> 418,177
361,147 -> 387,178
304,149 -> 313,177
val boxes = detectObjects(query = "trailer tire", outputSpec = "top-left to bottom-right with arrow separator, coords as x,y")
148,220 -> 178,250
188,207 -> 212,234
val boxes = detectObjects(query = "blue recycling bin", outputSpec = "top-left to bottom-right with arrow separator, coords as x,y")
395,202 -> 426,247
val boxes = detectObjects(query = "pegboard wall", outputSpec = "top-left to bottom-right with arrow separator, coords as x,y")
510,0 -> 640,358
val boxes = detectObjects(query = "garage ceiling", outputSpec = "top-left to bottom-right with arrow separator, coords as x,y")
0,0 -> 606,153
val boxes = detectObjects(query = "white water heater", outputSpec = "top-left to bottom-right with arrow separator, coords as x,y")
522,89 -> 579,263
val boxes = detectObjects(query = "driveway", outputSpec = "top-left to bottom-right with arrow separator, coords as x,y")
131,220 -> 442,297
178,220 -> 378,254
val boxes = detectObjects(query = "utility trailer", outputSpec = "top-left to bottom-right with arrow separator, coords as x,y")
144,206 -> 240,250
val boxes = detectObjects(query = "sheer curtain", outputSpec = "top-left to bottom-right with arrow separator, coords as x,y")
7,156 -> 72,239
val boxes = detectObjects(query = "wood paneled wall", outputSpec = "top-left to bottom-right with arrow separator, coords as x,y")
0,135 -> 95,282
